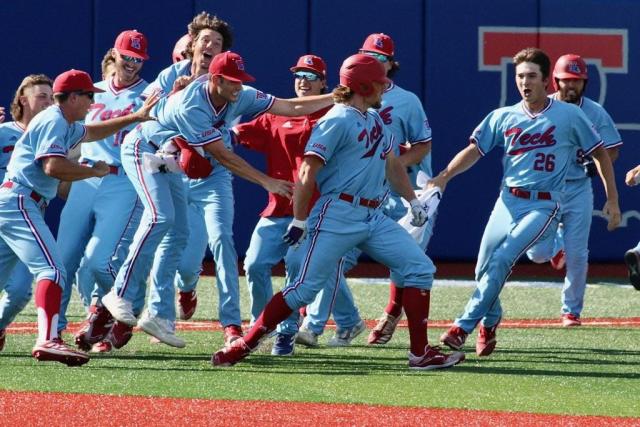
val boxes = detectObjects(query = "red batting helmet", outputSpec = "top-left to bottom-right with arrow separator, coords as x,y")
552,54 -> 588,90
172,34 -> 191,64
339,53 -> 390,97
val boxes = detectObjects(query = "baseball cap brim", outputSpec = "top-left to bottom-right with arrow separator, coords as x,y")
115,47 -> 150,60
360,48 -> 392,58
217,71 -> 255,83
289,66 -> 324,76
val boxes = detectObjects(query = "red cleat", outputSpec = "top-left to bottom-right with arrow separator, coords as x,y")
212,338 -> 251,367
439,325 -> 468,350
32,338 -> 90,366
223,325 -> 243,347
476,323 -> 499,356
74,304 -> 114,351
550,250 -> 566,270
408,345 -> 465,370
561,313 -> 581,327
178,290 -> 197,320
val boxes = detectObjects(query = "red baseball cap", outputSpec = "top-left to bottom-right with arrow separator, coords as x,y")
52,69 -> 105,94
114,30 -> 149,60
209,51 -> 255,83
360,33 -> 395,57
290,54 -> 327,77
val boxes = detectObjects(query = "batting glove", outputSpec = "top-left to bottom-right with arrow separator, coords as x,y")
409,199 -> 428,227
283,218 -> 307,246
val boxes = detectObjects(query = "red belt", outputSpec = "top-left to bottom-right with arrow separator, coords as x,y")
1,181 -> 44,203
80,162 -> 119,175
339,193 -> 381,208
509,187 -> 551,200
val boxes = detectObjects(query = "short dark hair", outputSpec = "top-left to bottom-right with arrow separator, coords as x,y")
185,12 -> 233,58
513,47 -> 551,79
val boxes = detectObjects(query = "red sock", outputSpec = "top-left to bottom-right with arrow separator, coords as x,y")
299,306 -> 307,318
35,279 -> 62,343
402,287 -> 430,356
384,282 -> 404,317
244,292 -> 293,348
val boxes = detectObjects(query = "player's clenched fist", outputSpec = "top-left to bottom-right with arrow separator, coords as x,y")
409,199 -> 428,227
283,218 -> 307,246
91,160 -> 111,177
625,165 -> 640,187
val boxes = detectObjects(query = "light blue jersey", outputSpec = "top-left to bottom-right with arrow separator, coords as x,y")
305,104 -> 394,201
551,94 -> 623,180
142,59 -> 192,98
0,122 -> 26,178
379,83 -> 432,181
471,99 -> 602,192
6,106 -> 86,201
81,77 -> 148,166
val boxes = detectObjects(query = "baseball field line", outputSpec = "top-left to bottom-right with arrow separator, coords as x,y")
6,317 -> 640,334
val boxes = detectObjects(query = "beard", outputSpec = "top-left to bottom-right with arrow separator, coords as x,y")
560,87 -> 584,104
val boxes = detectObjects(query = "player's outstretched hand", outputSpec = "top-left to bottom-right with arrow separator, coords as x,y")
603,199 -> 621,231
265,178 -> 294,200
409,199 -> 428,227
625,166 -> 640,186
283,218 -> 307,246
91,161 -> 111,177
172,75 -> 194,93
134,90 -> 161,122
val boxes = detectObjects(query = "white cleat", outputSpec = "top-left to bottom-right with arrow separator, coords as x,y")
101,290 -> 137,326
138,311 -> 185,348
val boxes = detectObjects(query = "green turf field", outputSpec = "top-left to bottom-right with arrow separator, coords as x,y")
1,277 -> 639,417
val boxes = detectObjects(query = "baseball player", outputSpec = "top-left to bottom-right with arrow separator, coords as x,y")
172,34 -> 191,64
213,53 -> 464,371
293,33 -> 435,350
232,54 -> 330,326
101,49 -> 117,80
436,48 -> 620,357
0,69 -> 157,366
0,74 -> 53,352
525,54 -> 622,326
55,30 -> 150,351
623,166 -> 640,290
101,51 -> 332,348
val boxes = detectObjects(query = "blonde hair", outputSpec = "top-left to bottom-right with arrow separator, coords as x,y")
10,74 -> 53,121
331,85 -> 354,104
101,48 -> 117,80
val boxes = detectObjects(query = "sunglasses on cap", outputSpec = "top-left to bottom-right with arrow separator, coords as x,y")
121,54 -> 144,64
76,91 -> 94,101
293,71 -> 321,81
362,51 -> 390,63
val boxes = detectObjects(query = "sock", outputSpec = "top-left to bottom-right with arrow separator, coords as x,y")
35,279 -> 62,343
384,282 -> 404,317
244,292 -> 293,348
402,287 -> 430,356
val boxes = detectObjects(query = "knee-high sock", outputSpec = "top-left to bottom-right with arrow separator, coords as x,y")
384,282 -> 404,317
244,292 -> 293,348
35,279 -> 62,343
402,287 -> 430,356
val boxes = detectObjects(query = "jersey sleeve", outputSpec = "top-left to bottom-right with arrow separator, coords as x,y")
238,86 -> 275,119
406,95 -> 432,145
34,119 -> 85,159
572,107 -> 603,155
304,115 -> 343,164
469,110 -> 502,156
233,114 -> 271,152
593,108 -> 622,149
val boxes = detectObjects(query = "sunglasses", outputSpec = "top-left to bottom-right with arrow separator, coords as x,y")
121,54 -> 144,64
293,71 -> 321,81
76,91 -> 94,101
362,51 -> 390,63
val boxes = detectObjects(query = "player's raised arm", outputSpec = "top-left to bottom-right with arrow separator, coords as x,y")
268,93 -> 333,117
429,143 -> 482,192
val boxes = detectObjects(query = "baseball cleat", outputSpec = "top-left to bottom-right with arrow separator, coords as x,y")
74,304 -> 114,351
138,311 -> 185,348
368,311 -> 402,345
271,333 -> 296,356
178,290 -> 198,320
90,340 -> 112,353
0,329 -> 5,352
223,325 -> 243,347
476,323 -> 499,356
32,338 -> 90,367
107,321 -> 134,349
624,250 -> 640,291
408,345 -> 465,370
561,313 -> 582,327
329,319 -> 366,347
440,325 -> 468,350
550,250 -> 566,270
101,290 -> 137,326
295,326 -> 319,347
212,338 -> 251,367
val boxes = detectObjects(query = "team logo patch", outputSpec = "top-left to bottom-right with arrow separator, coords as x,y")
567,61 -> 583,74
303,56 -> 314,65
235,60 -> 245,71
256,91 -> 267,100
130,37 -> 141,50
374,37 -> 384,49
